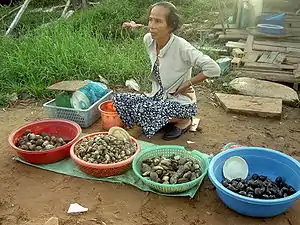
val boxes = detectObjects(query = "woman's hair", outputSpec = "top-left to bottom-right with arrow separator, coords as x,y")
148,1 -> 181,32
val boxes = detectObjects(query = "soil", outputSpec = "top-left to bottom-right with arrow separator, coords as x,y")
0,86 -> 299,225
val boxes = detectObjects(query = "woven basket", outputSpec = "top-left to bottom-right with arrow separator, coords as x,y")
132,145 -> 210,194
70,132 -> 140,177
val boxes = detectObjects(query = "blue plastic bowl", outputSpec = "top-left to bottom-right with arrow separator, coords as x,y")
208,147 -> 300,218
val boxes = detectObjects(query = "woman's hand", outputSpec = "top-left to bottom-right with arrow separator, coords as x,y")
174,81 -> 194,97
122,21 -> 144,29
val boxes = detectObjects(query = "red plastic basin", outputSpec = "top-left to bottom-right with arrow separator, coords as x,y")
8,119 -> 82,164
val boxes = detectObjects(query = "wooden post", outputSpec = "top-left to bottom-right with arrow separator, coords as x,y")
235,0 -> 243,28
216,0 -> 226,34
71,0 -> 88,10
71,0 -> 81,10
5,0 -> 31,36
82,0 -> 88,10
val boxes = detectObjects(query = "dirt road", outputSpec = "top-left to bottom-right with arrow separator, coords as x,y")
0,88 -> 299,225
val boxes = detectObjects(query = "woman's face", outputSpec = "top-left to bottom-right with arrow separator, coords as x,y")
148,6 -> 172,41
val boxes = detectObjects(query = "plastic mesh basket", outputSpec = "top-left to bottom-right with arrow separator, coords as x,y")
132,145 -> 210,194
43,91 -> 113,128
70,132 -> 141,177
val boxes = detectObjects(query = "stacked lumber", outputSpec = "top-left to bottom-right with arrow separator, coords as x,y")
226,44 -> 300,85
213,13 -> 300,89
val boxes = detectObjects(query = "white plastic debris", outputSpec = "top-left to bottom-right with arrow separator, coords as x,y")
187,141 -> 195,144
190,118 -> 201,132
125,79 -> 140,91
67,203 -> 88,214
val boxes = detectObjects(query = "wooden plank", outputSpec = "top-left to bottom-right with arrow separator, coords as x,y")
266,52 -> 279,64
253,40 -> 300,49
245,34 -> 254,52
286,15 -> 300,20
288,48 -> 300,53
241,51 -> 262,63
227,42 -> 300,54
294,65 -> 300,78
258,52 -> 271,63
286,27 -> 300,32
237,67 -> 293,75
47,80 -> 89,91
253,44 -> 286,53
213,24 -> 237,30
226,41 -> 246,49
286,22 -> 300,28
223,29 -> 248,34
219,33 -> 247,40
217,29 -> 248,37
236,71 -> 299,83
215,93 -> 282,118
247,28 -> 300,39
273,53 -> 286,65
244,62 -> 296,70
286,56 -> 300,64
287,52 -> 300,58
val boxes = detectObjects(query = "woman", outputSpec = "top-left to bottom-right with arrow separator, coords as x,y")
112,1 -> 221,140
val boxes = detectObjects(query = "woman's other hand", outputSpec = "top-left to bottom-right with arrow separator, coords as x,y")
122,21 -> 144,29
174,81 -> 194,97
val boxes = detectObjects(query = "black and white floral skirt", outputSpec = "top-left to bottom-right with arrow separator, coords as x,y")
112,93 -> 197,138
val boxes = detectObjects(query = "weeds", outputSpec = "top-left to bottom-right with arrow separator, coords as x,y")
0,0 -> 234,106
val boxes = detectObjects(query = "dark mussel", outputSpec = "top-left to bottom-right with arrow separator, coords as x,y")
252,174 -> 259,180
237,182 -> 245,190
275,176 -> 283,184
238,191 -> 247,196
259,175 -> 267,181
227,184 -> 238,192
288,186 -> 297,195
222,174 -> 297,200
222,179 -> 230,188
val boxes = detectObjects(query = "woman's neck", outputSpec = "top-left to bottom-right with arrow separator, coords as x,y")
156,34 -> 171,52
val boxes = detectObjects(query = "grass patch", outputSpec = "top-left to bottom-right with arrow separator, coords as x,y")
0,0 -> 235,106
0,22 -> 150,101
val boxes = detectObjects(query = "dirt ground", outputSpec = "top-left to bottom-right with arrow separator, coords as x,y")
0,86 -> 299,225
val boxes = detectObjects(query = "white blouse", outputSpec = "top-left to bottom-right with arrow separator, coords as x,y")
143,33 -> 221,105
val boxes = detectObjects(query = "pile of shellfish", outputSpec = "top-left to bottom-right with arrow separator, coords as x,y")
17,130 -> 69,151
74,134 -> 136,164
140,154 -> 202,184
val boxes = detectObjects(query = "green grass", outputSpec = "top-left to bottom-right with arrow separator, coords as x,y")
0,0 -> 234,106
0,22 -> 150,99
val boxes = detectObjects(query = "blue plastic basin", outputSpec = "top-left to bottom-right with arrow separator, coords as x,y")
257,24 -> 285,35
208,147 -> 300,217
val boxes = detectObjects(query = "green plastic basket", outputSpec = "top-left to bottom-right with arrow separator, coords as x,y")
132,145 -> 210,194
